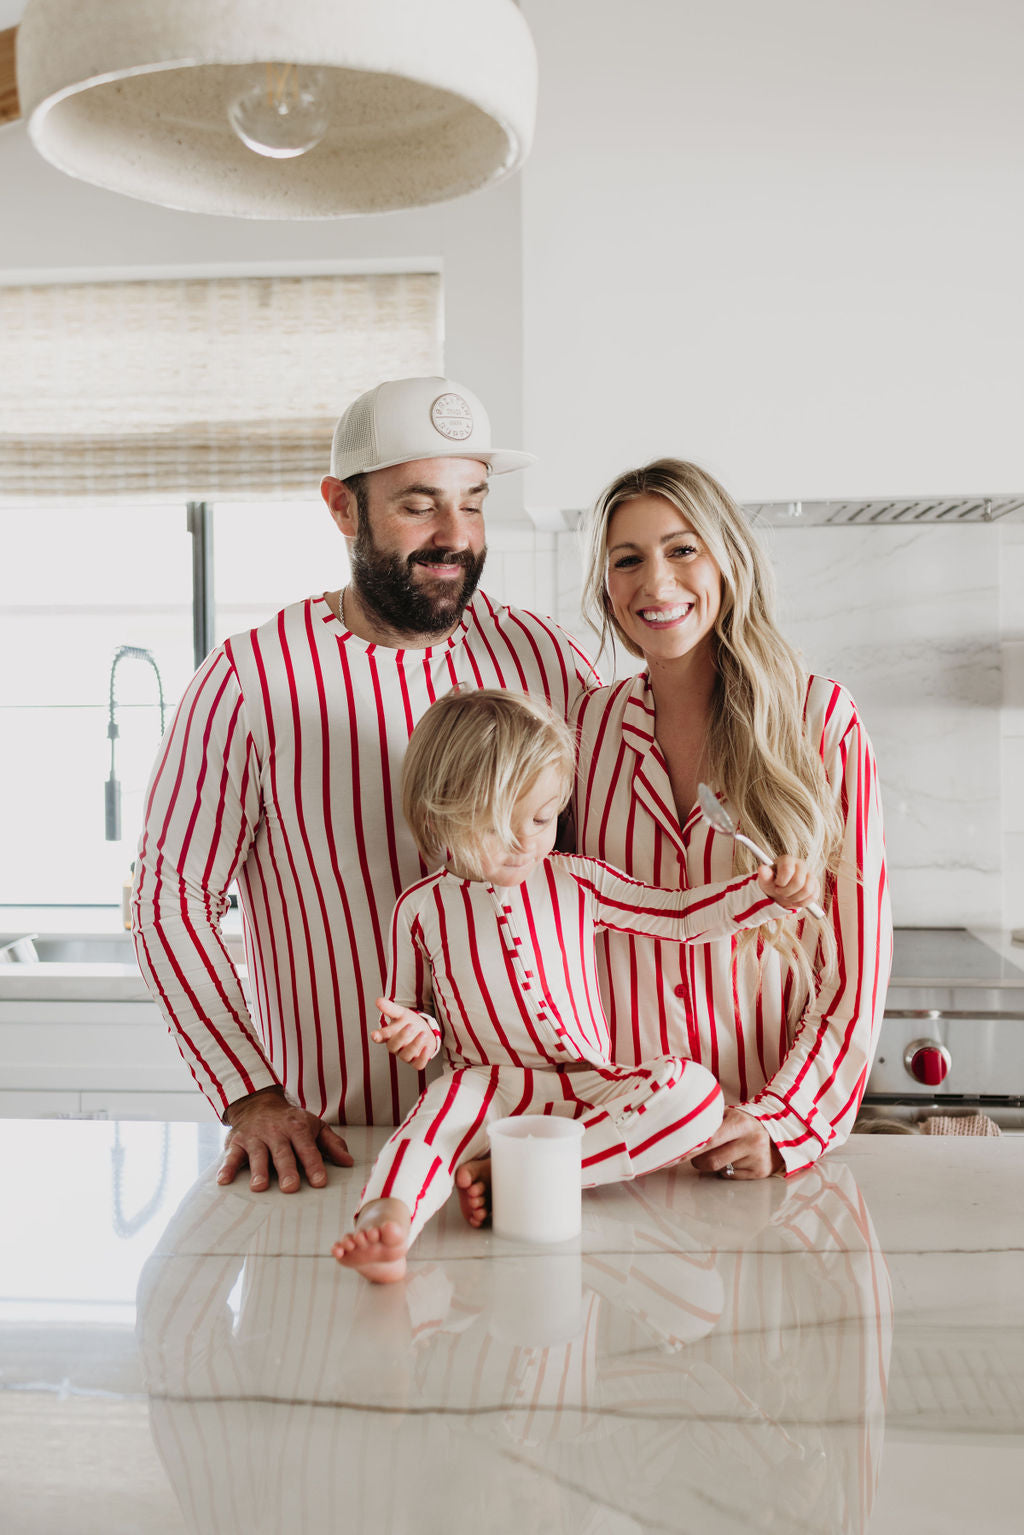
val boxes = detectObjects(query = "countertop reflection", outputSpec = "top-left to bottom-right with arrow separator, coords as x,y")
1,1123 -> 1021,1535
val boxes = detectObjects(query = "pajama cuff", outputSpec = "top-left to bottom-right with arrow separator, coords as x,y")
742,1093 -> 828,1175
579,1107 -> 635,1186
418,1012 -> 443,1054
359,1134 -> 452,1241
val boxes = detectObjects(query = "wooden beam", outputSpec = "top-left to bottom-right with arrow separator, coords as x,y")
0,27 -> 20,127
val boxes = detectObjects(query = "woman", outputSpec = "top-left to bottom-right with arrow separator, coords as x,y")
571,459 -> 892,1179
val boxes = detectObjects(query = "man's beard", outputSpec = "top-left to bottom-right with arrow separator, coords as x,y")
350,520 -> 486,639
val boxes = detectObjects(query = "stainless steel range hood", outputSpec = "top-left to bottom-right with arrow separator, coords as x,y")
745,495 -> 1024,526
554,493 -> 1024,533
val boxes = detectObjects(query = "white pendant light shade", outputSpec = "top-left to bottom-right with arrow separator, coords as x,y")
16,0 -> 538,218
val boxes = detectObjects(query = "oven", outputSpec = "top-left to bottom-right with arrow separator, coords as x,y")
859,928 -> 1024,1133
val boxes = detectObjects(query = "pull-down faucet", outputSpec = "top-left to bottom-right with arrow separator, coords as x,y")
105,645 -> 166,841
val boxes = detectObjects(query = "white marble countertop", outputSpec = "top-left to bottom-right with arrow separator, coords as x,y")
1,1123 -> 1021,1535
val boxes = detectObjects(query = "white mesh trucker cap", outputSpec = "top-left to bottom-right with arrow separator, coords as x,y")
330,376 -> 535,479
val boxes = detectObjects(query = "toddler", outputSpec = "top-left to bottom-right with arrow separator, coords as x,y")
333,689 -> 818,1282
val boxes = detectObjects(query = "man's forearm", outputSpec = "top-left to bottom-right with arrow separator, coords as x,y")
132,879 -> 278,1116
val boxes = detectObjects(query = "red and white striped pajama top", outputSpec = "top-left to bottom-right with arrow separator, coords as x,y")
570,672 -> 893,1173
131,591 -> 599,1127
360,855 -> 793,1232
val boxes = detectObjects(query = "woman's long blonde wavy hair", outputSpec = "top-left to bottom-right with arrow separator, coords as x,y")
583,458 -> 845,990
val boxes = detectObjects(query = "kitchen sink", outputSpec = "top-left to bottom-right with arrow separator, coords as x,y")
34,935 -> 138,963
0,933 -> 137,963
0,930 -> 246,965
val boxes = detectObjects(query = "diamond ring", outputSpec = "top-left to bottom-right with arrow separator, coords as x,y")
720,1163 -> 736,1179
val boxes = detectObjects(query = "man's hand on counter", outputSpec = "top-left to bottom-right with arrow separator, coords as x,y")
218,1086 -> 354,1193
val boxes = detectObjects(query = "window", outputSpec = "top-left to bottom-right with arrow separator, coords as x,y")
1,504 -> 194,904
0,270 -> 441,906
0,497 -> 356,905
213,500 -> 351,645
0,271 -> 442,500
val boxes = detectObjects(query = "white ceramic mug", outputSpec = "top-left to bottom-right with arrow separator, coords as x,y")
487,1115 -> 585,1244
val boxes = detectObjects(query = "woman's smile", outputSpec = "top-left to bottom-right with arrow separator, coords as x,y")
636,601 -> 694,627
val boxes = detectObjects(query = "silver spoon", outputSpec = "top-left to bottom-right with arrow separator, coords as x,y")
697,783 -> 826,920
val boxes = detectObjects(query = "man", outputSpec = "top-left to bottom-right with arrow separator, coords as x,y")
132,376 -> 599,1194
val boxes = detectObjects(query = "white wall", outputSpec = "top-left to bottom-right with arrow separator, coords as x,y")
519,0 -> 1024,517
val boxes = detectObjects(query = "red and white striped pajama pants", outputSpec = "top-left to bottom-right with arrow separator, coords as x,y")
359,1056 -> 724,1242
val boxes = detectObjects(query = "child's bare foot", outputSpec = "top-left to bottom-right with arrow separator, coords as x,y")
332,1198 -> 412,1283
455,1158 -> 492,1228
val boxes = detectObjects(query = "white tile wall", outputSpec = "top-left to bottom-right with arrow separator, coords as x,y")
0,994 -> 218,1118
480,525 -> 560,621
0,1090 -> 217,1122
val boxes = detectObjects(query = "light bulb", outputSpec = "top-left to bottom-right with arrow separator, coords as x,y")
228,64 -> 330,159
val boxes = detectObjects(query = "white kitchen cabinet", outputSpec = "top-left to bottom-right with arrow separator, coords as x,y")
79,1090 -> 217,1122
0,1089 -> 82,1118
0,964 -> 223,1121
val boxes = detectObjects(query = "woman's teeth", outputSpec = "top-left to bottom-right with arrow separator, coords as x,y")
639,604 -> 692,625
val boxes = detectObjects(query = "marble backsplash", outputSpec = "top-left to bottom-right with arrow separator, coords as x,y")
485,520 -> 1024,933
770,523 -> 1006,931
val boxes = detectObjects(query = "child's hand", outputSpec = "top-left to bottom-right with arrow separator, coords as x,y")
372,998 -> 438,1069
757,856 -> 821,912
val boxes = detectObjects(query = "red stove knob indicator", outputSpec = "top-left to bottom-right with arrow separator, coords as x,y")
904,1039 -> 951,1086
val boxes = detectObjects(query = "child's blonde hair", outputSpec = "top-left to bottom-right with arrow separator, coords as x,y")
402,688 -> 575,880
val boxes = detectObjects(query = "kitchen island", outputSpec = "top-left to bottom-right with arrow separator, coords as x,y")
1,1121 -> 1020,1534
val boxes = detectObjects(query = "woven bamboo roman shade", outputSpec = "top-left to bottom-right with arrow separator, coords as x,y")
0,271 -> 442,503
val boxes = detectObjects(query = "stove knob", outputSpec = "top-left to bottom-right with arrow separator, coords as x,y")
904,1039 -> 951,1086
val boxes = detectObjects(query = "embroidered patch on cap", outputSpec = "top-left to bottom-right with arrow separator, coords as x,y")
430,392 -> 474,441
